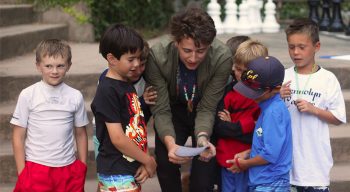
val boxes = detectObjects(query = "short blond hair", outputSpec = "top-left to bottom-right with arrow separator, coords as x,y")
234,40 -> 268,67
36,39 -> 72,65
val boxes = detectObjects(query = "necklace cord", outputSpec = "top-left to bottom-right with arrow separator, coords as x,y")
294,63 -> 316,99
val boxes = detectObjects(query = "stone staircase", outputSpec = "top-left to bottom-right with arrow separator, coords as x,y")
0,5 -> 349,191
0,3 -> 68,60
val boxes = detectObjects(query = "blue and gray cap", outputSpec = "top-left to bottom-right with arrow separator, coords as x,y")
233,56 -> 285,99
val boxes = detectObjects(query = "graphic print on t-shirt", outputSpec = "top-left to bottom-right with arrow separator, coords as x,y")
284,88 -> 322,107
123,93 -> 148,162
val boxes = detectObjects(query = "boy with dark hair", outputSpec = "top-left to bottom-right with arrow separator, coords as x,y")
227,56 -> 293,191
92,41 -> 155,191
281,18 -> 346,192
225,35 -> 251,83
226,35 -> 251,56
215,39 -> 267,192
91,23 -> 156,191
11,39 -> 89,192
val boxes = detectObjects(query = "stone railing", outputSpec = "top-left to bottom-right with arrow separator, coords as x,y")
275,0 -> 349,36
308,0 -> 349,36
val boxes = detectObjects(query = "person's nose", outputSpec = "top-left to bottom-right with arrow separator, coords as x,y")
293,48 -> 300,55
52,67 -> 58,73
188,52 -> 197,63
133,59 -> 140,68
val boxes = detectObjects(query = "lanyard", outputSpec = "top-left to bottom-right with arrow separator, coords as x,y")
294,64 -> 316,99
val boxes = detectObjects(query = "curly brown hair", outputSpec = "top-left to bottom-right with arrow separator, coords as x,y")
170,7 -> 216,47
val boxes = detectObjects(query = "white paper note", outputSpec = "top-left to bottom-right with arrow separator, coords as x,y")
175,146 -> 207,157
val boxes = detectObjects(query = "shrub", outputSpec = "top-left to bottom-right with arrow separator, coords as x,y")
87,0 -> 174,40
28,0 -> 174,40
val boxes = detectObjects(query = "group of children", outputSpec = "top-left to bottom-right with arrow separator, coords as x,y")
214,18 -> 346,192
11,15 -> 346,192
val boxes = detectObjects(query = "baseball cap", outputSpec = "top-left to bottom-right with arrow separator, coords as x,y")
233,56 -> 285,99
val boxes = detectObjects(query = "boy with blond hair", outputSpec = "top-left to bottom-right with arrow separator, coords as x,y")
11,39 -> 89,192
214,39 -> 268,192
281,18 -> 346,192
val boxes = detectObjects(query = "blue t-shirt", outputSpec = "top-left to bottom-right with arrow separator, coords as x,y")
249,94 -> 292,186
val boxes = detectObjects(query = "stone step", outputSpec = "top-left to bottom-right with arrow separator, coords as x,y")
0,74 -> 100,104
2,94 -> 349,140
0,4 -> 36,27
0,133 -> 158,184
0,97 -> 349,157
1,69 -> 350,106
0,33 -> 350,102
330,123 -> 350,163
327,67 -> 350,91
9,82 -> 350,141
0,99 -> 159,141
330,162 -> 350,192
0,23 -> 68,60
0,101 -> 95,141
0,0 -> 23,4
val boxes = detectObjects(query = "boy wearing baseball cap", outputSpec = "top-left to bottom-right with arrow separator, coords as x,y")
226,56 -> 292,191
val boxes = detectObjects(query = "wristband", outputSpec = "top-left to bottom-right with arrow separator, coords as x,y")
196,133 -> 209,140
235,158 -> 243,170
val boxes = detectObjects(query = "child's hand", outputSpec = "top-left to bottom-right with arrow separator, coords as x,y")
280,80 -> 292,98
218,109 -> 231,122
197,134 -> 216,162
134,165 -> 149,184
143,86 -> 157,105
226,158 -> 248,173
296,99 -> 317,114
144,156 -> 157,178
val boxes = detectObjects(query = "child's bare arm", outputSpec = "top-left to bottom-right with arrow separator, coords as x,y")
314,108 -> 342,125
296,99 -> 342,125
106,122 -> 157,177
234,149 -> 251,159
227,154 -> 268,173
75,126 -> 88,164
134,165 -> 149,184
12,125 -> 26,174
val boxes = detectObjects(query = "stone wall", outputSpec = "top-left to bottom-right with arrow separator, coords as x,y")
39,2 -> 95,42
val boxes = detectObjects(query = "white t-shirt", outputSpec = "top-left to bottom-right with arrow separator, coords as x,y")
283,67 -> 346,186
10,81 -> 89,167
133,77 -> 146,98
